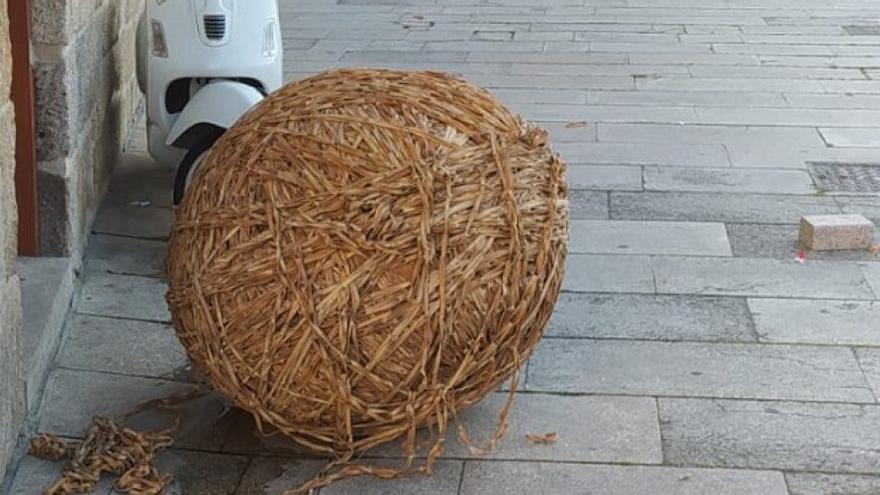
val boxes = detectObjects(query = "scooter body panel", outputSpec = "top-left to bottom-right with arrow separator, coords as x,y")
165,81 -> 264,147
138,0 -> 283,166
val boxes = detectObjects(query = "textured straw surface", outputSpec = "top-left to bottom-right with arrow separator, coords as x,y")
166,68 -> 568,489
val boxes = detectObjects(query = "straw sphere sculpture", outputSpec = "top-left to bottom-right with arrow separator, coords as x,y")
166,69 -> 568,485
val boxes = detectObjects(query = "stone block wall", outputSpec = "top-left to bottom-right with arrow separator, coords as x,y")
0,0 -> 25,482
31,0 -> 143,255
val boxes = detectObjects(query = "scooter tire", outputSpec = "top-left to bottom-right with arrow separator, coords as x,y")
173,138 -> 216,206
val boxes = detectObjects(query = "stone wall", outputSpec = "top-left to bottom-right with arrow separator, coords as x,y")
0,0 -> 25,482
31,0 -> 143,256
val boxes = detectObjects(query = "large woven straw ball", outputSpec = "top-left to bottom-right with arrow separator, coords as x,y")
166,69 -> 569,458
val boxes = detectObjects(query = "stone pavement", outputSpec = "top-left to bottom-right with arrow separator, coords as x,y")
7,0 -> 880,493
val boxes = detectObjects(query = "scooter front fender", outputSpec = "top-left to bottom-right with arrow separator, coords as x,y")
165,81 -> 264,148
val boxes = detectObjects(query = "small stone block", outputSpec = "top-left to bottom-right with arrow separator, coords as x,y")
799,214 -> 875,251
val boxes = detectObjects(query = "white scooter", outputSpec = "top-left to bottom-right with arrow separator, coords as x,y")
136,0 -> 283,204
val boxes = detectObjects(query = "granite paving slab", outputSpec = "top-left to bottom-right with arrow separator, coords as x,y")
76,271 -> 170,322
38,369 -> 235,451
749,298 -> 880,345
528,339 -> 874,402
660,398 -> 880,473
460,462 -> 788,495
562,254 -> 655,293
546,293 -> 756,342
83,234 -> 167,278
56,314 -> 187,378
569,190 -> 610,219
567,165 -> 642,191
644,166 -> 816,195
569,220 -> 732,256
92,204 -> 173,240
653,256 -> 875,299
726,223 -> 877,261
611,192 -> 841,224
785,473 -> 880,495
853,348 -> 880,400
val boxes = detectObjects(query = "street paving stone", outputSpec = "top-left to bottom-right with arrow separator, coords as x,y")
555,142 -> 730,167
589,89 -> 789,107
598,123 -> 824,148
653,256 -> 876,299
220,410 -> 317,458
861,262 -> 880,299
460,462 -> 788,495
102,153 -> 175,208
84,234 -> 167,278
39,369 -> 235,451
569,190 -> 610,219
534,121 -> 598,143
92,204 -> 173,240
353,392 -> 662,463
12,0 -> 880,492
444,393 -> 662,463
837,197 -> 880,224
568,220 -> 732,256
819,127 -> 880,147
567,165 -> 642,191
749,298 -> 880,345
8,457 -> 115,495
234,458 -> 326,495
660,398 -> 880,473
155,450 -> 249,495
528,339 -> 874,402
854,348 -> 880,400
38,369 -> 184,437
611,191 -> 842,224
77,270 -> 171,322
643,166 -> 816,195
57,314 -> 187,377
561,254 -> 655,293
547,293 -> 755,341
785,473 -> 880,495
726,223 -> 878,261
321,460 -> 463,495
